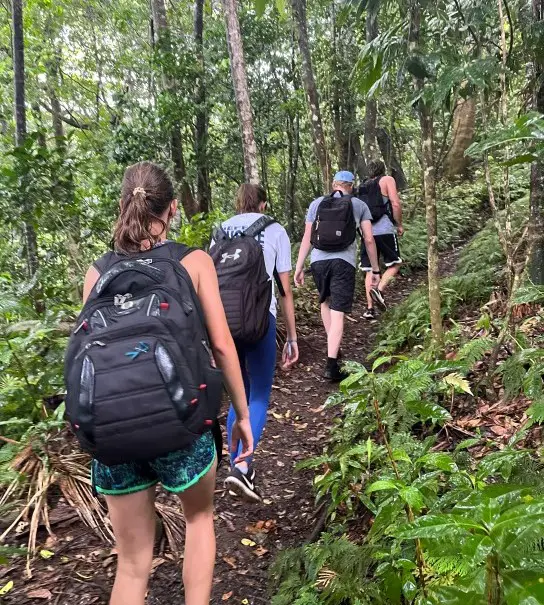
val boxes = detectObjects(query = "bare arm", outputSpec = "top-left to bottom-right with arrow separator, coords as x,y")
294,222 -> 313,286
361,220 -> 380,274
277,271 -> 299,368
83,266 -> 100,303
383,175 -> 403,233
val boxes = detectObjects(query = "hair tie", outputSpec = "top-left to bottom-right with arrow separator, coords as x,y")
133,187 -> 146,198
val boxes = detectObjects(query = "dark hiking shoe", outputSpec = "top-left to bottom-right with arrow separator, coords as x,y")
225,466 -> 262,503
324,361 -> 349,382
370,288 -> 387,311
362,308 -> 376,320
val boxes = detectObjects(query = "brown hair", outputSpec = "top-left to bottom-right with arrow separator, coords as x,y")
235,183 -> 267,214
113,161 -> 175,255
367,159 -> 386,179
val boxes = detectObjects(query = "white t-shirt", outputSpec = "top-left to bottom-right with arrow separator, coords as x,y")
216,213 -> 292,317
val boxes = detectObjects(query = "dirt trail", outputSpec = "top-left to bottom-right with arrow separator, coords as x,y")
4,249 -> 461,605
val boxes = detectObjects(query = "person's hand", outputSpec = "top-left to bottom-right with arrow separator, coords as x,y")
397,225 -> 404,237
231,417 -> 253,464
294,268 -> 305,287
371,272 -> 381,288
282,340 -> 299,369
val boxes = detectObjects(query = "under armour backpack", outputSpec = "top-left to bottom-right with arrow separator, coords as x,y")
356,177 -> 392,224
310,192 -> 356,252
64,242 -> 223,466
211,216 -> 279,344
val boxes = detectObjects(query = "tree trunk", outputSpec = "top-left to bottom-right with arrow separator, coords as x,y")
221,0 -> 259,184
151,0 -> 197,217
291,0 -> 331,190
363,11 -> 379,162
376,127 -> 408,190
530,0 -> 544,284
194,0 -> 211,212
352,135 -> 368,181
442,97 -> 476,178
12,0 -> 39,280
410,0 -> 443,350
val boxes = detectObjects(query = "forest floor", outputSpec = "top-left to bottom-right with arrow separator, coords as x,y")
3,247 -> 462,605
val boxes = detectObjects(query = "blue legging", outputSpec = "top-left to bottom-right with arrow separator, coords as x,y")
227,314 -> 277,466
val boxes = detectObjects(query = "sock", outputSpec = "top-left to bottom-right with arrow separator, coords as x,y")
327,356 -> 338,368
235,462 -> 248,474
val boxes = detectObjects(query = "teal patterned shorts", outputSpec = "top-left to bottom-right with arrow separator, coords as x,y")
92,431 -> 216,496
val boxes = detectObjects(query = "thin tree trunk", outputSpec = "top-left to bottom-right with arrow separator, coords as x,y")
530,0 -> 544,284
222,0 -> 259,184
12,0 -> 39,280
410,0 -> 443,350
151,0 -> 197,217
352,135 -> 368,181
291,0 -> 331,190
376,127 -> 408,190
442,97 -> 476,178
363,10 -> 379,162
194,0 -> 211,212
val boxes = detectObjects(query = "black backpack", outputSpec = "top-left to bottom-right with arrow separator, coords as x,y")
211,216 -> 284,344
356,176 -> 392,223
64,242 -> 223,466
310,192 -> 356,252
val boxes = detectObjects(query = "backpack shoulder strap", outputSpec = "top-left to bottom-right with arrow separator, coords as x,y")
165,241 -> 198,262
242,215 -> 276,238
212,225 -> 229,243
93,251 -> 118,275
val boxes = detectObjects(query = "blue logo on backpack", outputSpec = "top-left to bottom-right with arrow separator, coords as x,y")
125,341 -> 150,360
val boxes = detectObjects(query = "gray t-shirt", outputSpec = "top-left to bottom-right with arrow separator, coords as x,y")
306,192 -> 372,267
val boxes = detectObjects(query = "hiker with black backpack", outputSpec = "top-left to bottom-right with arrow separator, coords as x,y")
357,160 -> 404,319
294,171 -> 380,381
210,184 -> 298,502
66,162 -> 253,605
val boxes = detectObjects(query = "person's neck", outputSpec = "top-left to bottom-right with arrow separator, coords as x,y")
139,231 -> 167,251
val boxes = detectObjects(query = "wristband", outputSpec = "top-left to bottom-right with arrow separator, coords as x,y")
372,270 -> 381,275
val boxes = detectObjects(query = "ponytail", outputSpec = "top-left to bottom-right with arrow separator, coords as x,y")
235,183 -> 267,214
113,162 -> 174,255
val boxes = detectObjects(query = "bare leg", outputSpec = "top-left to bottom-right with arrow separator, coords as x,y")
178,462 -> 217,605
364,271 -> 373,309
320,301 -> 331,335
379,264 -> 401,293
107,487 -> 156,605
327,310 -> 344,358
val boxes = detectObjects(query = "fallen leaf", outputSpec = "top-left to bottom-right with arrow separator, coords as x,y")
262,498 -> 273,505
241,538 -> 256,547
26,588 -> 52,599
490,425 -> 508,436
0,581 -> 13,595
254,546 -> 269,557
222,556 -> 237,569
271,412 -> 284,420
242,600 -> 249,604
221,591 -> 233,601
39,550 -> 54,560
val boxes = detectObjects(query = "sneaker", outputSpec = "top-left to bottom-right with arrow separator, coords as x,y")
370,288 -> 387,311
323,361 -> 349,382
224,466 -> 262,503
362,308 -> 376,320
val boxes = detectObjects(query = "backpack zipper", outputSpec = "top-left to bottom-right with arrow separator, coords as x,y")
75,340 -> 106,360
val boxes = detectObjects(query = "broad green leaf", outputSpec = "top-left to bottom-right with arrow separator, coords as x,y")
502,569 -> 544,604
417,452 -> 458,473
406,400 -> 452,424
392,449 -> 412,463
372,356 -> 392,372
254,0 -> 267,17
366,479 -> 399,494
339,370 -> 367,389
394,515 -> 484,539
399,487 -> 425,512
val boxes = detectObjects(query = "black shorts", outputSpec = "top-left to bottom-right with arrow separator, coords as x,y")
310,259 -> 356,313
360,233 -> 402,270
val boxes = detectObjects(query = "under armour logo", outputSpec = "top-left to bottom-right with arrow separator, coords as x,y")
125,341 -> 150,360
220,249 -> 242,263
